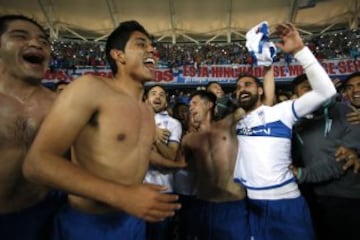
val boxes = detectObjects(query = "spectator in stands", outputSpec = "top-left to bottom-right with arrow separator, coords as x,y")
0,14 -> 65,240
23,20 -> 180,240
291,73 -> 360,240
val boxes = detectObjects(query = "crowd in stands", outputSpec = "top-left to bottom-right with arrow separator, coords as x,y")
49,29 -> 360,70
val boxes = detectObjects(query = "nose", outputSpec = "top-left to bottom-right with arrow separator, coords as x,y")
147,43 -> 155,53
27,38 -> 43,49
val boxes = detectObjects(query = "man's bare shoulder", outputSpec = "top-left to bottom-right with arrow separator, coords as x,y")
182,130 -> 209,147
61,75 -> 114,100
70,74 -> 109,89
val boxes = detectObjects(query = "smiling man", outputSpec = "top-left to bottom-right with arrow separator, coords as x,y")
144,84 -> 183,240
0,14 -> 65,240
23,20 -> 180,240
343,72 -> 360,124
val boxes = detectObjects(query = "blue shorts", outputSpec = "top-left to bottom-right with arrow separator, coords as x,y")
0,191 -> 66,240
174,194 -> 197,240
193,198 -> 249,240
248,196 -> 315,240
52,203 -> 145,240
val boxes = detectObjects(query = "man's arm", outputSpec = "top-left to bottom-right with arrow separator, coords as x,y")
291,146 -> 359,183
154,120 -> 182,160
155,141 -> 180,161
150,148 -> 186,168
275,23 -> 336,118
291,104 -> 360,182
23,76 -> 180,222
262,65 -> 275,106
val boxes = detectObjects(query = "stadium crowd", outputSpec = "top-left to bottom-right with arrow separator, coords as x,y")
49,28 -> 360,70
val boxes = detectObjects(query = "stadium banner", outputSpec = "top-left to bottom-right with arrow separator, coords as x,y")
42,58 -> 360,86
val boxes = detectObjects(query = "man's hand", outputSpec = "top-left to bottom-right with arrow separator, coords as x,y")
289,164 -> 300,178
117,183 -> 181,222
346,105 -> 360,125
275,23 -> 304,55
156,127 -> 171,144
335,145 -> 360,173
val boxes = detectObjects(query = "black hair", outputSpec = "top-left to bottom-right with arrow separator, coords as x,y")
0,14 -> 47,38
145,84 -> 166,99
344,72 -> 360,86
189,90 -> 217,116
292,74 -> 308,92
173,102 -> 188,116
105,20 -> 151,75
236,73 -> 262,87
206,81 -> 222,91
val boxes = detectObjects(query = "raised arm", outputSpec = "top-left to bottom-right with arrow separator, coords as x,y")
262,65 -> 275,106
275,23 -> 336,118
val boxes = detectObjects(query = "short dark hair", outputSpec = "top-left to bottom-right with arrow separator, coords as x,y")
0,14 -> 47,37
236,74 -> 262,87
190,90 -> 217,116
145,84 -> 166,99
292,74 -> 308,91
105,20 -> 151,75
206,81 -> 221,91
344,72 -> 360,86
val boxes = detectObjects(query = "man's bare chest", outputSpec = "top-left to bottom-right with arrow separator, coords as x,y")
0,97 -> 44,147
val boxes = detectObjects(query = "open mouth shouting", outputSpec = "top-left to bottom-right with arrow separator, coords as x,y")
22,50 -> 46,70
143,57 -> 156,70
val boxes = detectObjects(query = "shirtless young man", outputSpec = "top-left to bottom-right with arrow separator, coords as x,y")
176,66 -> 274,240
23,21 -> 180,240
0,15 -> 64,240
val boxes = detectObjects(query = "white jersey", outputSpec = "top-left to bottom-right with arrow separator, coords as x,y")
234,102 -> 300,199
145,111 -> 182,192
234,47 -> 337,200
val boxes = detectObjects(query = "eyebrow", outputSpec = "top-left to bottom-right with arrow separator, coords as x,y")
9,29 -> 49,43
135,37 -> 147,42
135,37 -> 154,46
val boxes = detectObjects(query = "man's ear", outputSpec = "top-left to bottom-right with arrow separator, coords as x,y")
209,101 -> 215,111
110,49 -> 125,64
258,86 -> 264,97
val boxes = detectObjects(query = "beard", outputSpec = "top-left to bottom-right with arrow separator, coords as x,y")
237,91 -> 259,111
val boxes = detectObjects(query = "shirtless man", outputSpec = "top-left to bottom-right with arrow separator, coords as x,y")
0,14 -> 64,240
23,20 -> 180,240
176,66 -> 274,240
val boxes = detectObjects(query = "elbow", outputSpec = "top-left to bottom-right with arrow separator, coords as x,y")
319,84 -> 337,102
326,85 -> 337,99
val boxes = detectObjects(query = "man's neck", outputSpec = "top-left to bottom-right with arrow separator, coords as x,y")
111,75 -> 145,101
